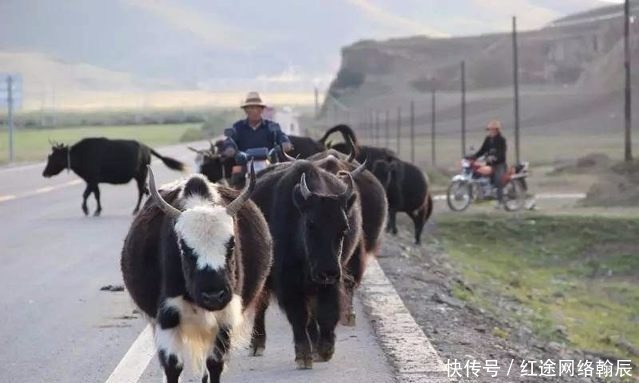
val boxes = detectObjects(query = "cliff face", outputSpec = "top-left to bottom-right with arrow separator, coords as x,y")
326,1 -> 639,110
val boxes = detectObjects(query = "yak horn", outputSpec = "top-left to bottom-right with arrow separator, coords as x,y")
188,146 -> 204,154
338,172 -> 355,198
147,165 -> 182,218
299,173 -> 313,200
351,159 -> 367,177
226,160 -> 256,216
281,148 -> 298,162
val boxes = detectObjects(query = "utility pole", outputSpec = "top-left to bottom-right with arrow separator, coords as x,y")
410,100 -> 415,163
432,87 -> 436,166
513,16 -> 521,164
7,76 -> 15,162
461,61 -> 466,157
396,107 -> 402,155
624,0 -> 633,161
385,110 -> 390,148
314,86 -> 320,119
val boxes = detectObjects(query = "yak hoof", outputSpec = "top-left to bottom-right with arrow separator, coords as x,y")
201,373 -> 209,383
341,313 -> 356,327
250,346 -> 265,357
314,341 -> 335,362
82,205 -> 89,216
132,208 -> 139,215
93,210 -> 102,217
295,356 -> 313,370
391,228 -> 398,235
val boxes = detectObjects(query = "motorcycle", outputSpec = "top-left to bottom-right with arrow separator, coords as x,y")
446,157 -> 530,212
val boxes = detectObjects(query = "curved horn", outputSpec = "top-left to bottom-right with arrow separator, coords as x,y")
188,146 -> 204,154
281,147 -> 298,162
225,160 -> 256,216
299,173 -> 313,200
338,172 -> 355,198
350,159 -> 367,177
147,165 -> 181,218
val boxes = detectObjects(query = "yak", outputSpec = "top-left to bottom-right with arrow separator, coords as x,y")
120,163 -> 272,383
42,137 -> 184,216
248,160 -> 363,370
319,124 -> 397,171
306,150 -> 388,325
372,158 -> 433,245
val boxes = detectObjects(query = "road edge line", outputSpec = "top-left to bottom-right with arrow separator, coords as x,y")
104,324 -> 155,383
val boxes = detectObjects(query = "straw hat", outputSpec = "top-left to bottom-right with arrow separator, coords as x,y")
241,91 -> 266,108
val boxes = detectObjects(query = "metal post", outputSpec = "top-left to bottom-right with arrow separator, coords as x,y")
432,88 -> 436,167
396,107 -> 402,156
410,100 -> 415,163
513,16 -> 521,164
314,87 -> 319,119
7,76 -> 15,162
385,110 -> 390,148
461,61 -> 466,157
374,111 -> 380,146
624,0 -> 633,161
369,110 -> 374,144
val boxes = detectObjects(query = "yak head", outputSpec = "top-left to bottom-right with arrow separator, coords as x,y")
371,158 -> 399,190
148,163 -> 256,311
42,141 -> 69,178
292,168 -> 357,285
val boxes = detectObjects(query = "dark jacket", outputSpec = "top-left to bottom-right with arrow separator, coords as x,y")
472,134 -> 507,165
222,119 -> 290,152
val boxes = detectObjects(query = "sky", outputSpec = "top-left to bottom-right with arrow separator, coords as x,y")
0,0 -> 628,106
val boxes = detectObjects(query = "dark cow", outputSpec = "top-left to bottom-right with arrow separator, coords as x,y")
319,124 -> 396,170
42,137 -> 184,216
306,150 -> 388,325
372,158 -> 433,245
120,164 -> 272,383
248,160 -> 363,369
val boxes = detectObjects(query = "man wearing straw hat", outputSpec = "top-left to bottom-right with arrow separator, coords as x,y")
470,120 -> 508,207
222,92 -> 292,182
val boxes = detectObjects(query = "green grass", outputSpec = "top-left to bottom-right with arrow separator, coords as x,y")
0,123 -> 200,164
436,213 -> 639,359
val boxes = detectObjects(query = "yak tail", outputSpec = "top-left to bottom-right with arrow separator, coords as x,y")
319,124 -> 360,148
424,193 -> 434,223
150,148 -> 185,171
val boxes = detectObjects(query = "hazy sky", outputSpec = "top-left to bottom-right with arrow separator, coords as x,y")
0,0 -> 627,92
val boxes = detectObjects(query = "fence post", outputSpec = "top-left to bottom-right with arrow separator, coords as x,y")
432,88 -> 436,167
385,110 -> 390,148
396,107 -> 402,156
624,0 -> 633,161
410,100 -> 415,164
7,75 -> 15,163
512,16 -> 521,164
461,60 -> 466,157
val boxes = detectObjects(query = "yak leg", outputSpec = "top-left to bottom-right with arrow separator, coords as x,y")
204,326 -> 232,383
341,249 -> 364,327
387,208 -> 398,235
250,290 -> 270,356
81,184 -> 92,216
410,206 -> 428,245
133,174 -> 147,215
155,308 -> 184,383
91,184 -> 102,216
282,293 -> 313,369
314,285 -> 340,362
306,297 -> 319,351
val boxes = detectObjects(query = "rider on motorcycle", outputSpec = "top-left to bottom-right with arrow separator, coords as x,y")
222,91 -> 293,184
469,120 -> 507,205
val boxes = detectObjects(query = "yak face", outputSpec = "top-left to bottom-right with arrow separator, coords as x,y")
371,160 -> 392,189
148,165 -> 256,311
292,172 -> 356,285
200,155 -> 227,184
42,144 -> 69,177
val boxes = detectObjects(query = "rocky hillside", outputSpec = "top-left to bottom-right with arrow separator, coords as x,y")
325,1 -> 639,112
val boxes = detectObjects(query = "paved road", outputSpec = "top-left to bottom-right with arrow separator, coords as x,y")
0,142 -> 395,383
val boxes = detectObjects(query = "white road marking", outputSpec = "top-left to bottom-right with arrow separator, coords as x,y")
104,324 -> 155,383
432,192 -> 586,201
0,180 -> 82,204
0,162 -> 46,174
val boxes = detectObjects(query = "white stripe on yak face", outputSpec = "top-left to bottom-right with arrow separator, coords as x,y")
174,204 -> 234,270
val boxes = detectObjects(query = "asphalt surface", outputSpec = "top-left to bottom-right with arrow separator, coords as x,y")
0,142 -> 396,383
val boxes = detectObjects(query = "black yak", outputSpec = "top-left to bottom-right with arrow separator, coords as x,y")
120,164 -> 272,383
42,138 -> 184,216
248,160 -> 363,369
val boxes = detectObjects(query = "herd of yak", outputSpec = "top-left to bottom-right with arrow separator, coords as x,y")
42,124 -> 432,383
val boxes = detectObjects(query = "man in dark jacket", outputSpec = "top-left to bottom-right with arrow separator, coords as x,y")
222,92 -> 292,183
471,120 -> 507,205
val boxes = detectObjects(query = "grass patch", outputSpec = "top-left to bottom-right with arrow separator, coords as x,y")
436,213 -> 639,359
0,123 -> 200,164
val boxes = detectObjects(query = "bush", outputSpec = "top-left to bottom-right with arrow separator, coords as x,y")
179,127 -> 205,142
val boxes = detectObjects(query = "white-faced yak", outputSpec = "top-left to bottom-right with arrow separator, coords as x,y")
248,160 -> 363,370
120,164 -> 272,383
42,137 -> 184,216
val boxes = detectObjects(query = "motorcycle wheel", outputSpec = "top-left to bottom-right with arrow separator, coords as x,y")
447,181 -> 472,212
503,179 -> 526,212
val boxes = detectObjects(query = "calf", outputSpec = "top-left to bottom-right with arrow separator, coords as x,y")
249,160 -> 363,369
372,159 -> 433,245
120,164 -> 272,383
307,151 -> 388,325
42,138 -> 184,216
